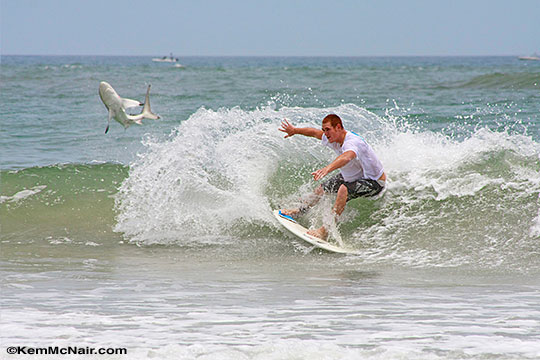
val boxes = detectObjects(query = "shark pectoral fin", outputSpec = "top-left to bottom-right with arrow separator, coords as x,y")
122,98 -> 142,109
134,119 -> 143,125
105,110 -> 113,134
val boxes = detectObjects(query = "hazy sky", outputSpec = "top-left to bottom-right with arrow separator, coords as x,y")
2,0 -> 539,56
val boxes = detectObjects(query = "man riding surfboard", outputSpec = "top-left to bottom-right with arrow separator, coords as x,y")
279,114 -> 386,239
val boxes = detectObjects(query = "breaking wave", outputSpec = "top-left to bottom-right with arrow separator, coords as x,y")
112,103 -> 540,271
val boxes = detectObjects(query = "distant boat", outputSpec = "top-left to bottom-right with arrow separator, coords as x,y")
518,53 -> 540,61
152,53 -> 179,63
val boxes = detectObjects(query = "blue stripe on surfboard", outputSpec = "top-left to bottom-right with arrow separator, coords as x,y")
278,210 -> 297,223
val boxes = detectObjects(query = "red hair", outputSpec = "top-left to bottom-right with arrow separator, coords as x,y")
322,114 -> 343,129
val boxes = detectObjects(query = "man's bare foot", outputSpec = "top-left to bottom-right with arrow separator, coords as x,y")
307,226 -> 328,240
281,208 -> 300,217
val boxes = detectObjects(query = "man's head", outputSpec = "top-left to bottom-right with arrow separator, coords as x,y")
321,114 -> 346,144
322,114 -> 343,129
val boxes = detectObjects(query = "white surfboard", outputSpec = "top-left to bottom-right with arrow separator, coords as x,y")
273,210 -> 351,254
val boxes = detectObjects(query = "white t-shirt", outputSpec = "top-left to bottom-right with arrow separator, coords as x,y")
321,131 -> 384,182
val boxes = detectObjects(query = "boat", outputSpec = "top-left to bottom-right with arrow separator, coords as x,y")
518,53 -> 540,61
152,53 -> 179,63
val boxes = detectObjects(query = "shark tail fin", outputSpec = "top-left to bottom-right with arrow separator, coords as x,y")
141,84 -> 160,120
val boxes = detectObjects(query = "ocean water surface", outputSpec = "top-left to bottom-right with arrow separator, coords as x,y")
1,55 -> 539,359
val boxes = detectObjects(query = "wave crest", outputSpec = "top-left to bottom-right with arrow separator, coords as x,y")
458,72 -> 540,89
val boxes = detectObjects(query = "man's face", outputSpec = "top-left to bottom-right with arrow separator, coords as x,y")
322,122 -> 340,143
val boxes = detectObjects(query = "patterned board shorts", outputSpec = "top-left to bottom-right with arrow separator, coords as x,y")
322,173 -> 384,201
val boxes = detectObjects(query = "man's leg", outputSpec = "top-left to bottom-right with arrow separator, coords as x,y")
281,185 -> 324,217
307,184 -> 348,239
281,174 -> 344,217
333,184 -> 348,216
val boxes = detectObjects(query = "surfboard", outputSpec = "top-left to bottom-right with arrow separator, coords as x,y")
273,209 -> 350,254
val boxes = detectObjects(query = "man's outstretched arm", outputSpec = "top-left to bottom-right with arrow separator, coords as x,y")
279,119 -> 323,140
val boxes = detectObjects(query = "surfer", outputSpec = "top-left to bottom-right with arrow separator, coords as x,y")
279,114 -> 386,239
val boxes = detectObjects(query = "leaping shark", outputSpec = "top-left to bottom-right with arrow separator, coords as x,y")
98,81 -> 160,133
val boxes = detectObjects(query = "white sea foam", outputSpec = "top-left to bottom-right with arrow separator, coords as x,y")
357,123 -> 540,269
0,185 -> 47,204
531,197 -> 540,238
3,286 -> 540,360
379,126 -> 539,200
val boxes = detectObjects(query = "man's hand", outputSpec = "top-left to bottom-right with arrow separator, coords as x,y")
311,166 -> 330,181
311,151 -> 356,181
279,119 -> 296,138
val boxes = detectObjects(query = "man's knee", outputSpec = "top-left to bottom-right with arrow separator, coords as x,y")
337,184 -> 348,198
315,185 -> 324,196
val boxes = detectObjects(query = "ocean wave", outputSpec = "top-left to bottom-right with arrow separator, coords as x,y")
0,163 -> 128,243
457,72 -> 540,89
112,103 -> 540,271
2,105 -> 538,271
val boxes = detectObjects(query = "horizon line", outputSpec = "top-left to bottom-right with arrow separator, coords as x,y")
1,53 -> 527,58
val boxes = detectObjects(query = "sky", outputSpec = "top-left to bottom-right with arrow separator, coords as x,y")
1,0 -> 539,56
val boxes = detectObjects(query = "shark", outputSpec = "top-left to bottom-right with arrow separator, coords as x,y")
98,81 -> 160,133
